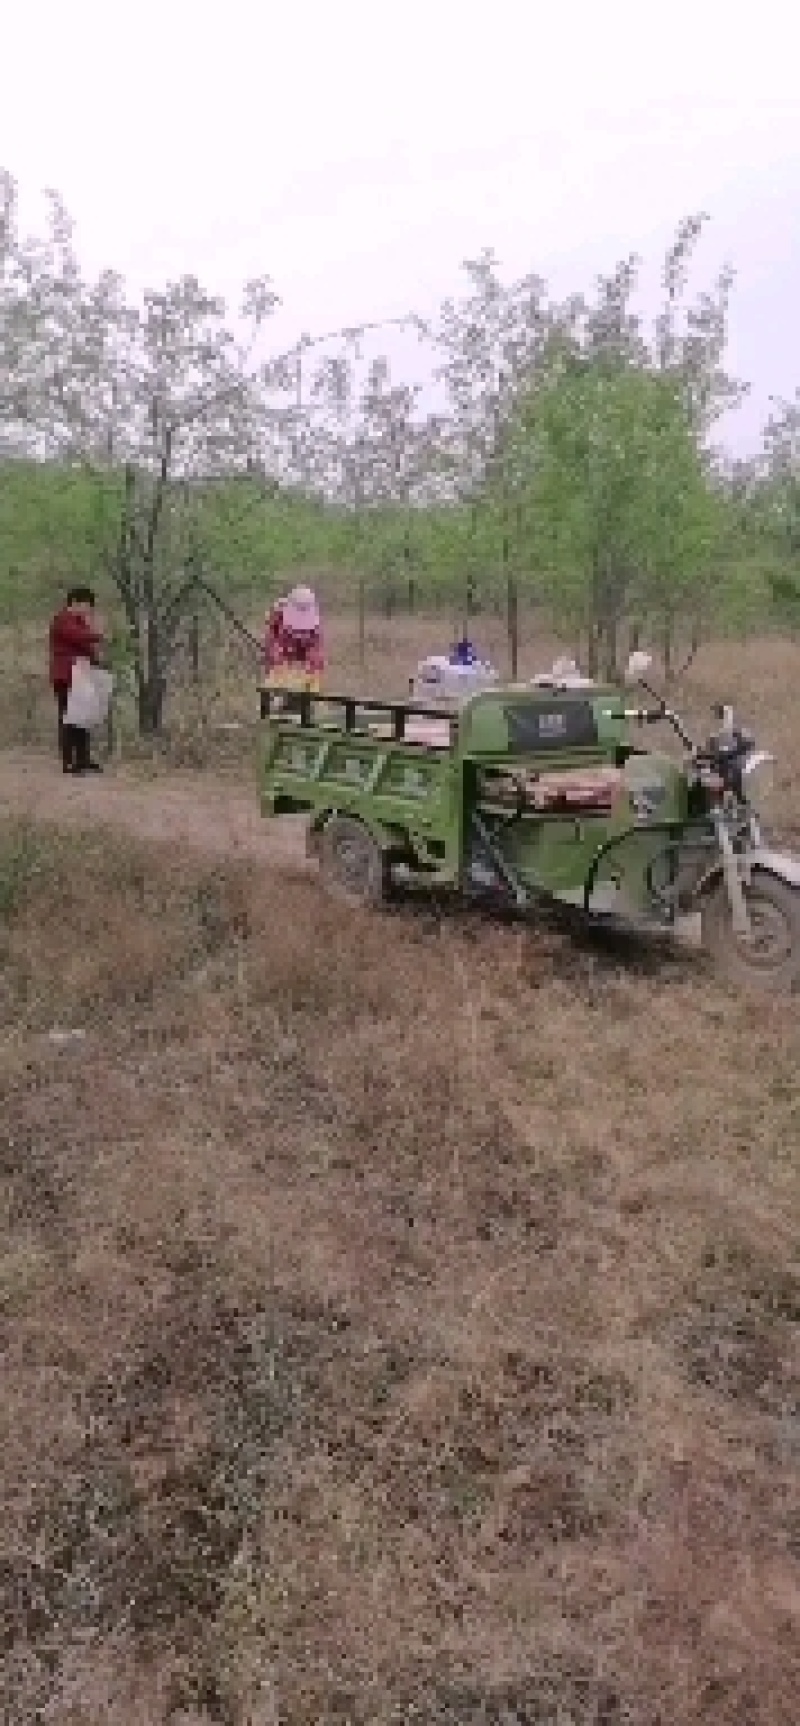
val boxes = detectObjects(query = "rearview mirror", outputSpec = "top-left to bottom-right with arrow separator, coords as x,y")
624,650 -> 653,685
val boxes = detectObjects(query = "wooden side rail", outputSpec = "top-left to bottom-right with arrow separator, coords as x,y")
258,684 -> 458,742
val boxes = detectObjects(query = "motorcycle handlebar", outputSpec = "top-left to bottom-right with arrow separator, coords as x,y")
627,677 -> 697,751
622,705 -> 696,751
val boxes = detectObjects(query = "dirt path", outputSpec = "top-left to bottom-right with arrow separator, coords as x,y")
0,748 -> 310,870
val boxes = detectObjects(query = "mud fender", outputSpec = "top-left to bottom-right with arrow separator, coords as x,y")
691,846 -> 800,902
747,847 -> 800,890
306,807 -> 397,861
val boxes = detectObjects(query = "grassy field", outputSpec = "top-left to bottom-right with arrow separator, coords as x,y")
1,623 -> 799,1724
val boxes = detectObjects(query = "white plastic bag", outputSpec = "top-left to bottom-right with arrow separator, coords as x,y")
411,653 -> 499,707
531,657 -> 596,690
65,660 -> 114,731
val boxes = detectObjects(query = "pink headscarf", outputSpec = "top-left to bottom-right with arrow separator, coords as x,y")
280,586 -> 320,635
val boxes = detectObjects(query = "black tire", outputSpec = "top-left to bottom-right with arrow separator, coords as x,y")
701,871 -> 800,989
318,815 -> 388,910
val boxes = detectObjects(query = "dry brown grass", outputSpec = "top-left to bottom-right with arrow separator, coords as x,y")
2,619 -> 800,1725
1,623 -> 799,1722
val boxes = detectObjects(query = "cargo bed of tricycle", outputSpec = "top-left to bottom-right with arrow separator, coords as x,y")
258,685 -> 461,898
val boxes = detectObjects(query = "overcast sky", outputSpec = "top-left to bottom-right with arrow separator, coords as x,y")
4,0 -> 799,454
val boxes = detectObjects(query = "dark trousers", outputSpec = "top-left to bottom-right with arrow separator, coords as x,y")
55,687 -> 90,773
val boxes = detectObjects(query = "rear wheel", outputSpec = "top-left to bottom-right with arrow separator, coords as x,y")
702,872 -> 800,989
318,815 -> 389,910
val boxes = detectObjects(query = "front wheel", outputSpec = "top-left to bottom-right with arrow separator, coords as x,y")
701,872 -> 800,989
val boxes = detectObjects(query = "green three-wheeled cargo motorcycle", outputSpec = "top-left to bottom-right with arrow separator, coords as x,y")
257,652 -> 800,988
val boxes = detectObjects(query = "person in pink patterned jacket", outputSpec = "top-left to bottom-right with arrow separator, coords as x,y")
262,587 -> 325,689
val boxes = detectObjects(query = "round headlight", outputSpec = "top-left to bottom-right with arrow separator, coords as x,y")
740,748 -> 776,814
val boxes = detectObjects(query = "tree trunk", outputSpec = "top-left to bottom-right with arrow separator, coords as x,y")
602,615 -> 619,682
358,576 -> 366,670
588,552 -> 601,677
137,612 -> 166,735
598,563 -> 624,681
404,524 -> 414,612
137,670 -> 166,736
190,612 -> 200,682
587,627 -> 600,678
589,552 -> 624,681
506,570 -> 519,680
464,571 -> 476,632
662,612 -> 673,683
466,499 -> 479,627
500,516 -> 520,678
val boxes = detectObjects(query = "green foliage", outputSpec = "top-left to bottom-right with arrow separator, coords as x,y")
0,452 -> 793,650
1,168 -> 798,672
500,353 -> 722,670
0,461 -> 117,620
0,464 -> 354,619
189,481 -> 335,589
758,393 -> 800,627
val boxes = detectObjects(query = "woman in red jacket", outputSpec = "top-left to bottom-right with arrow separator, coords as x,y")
48,587 -> 104,773
262,587 -> 324,691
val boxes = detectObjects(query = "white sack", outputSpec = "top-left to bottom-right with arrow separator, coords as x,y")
65,660 -> 114,730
